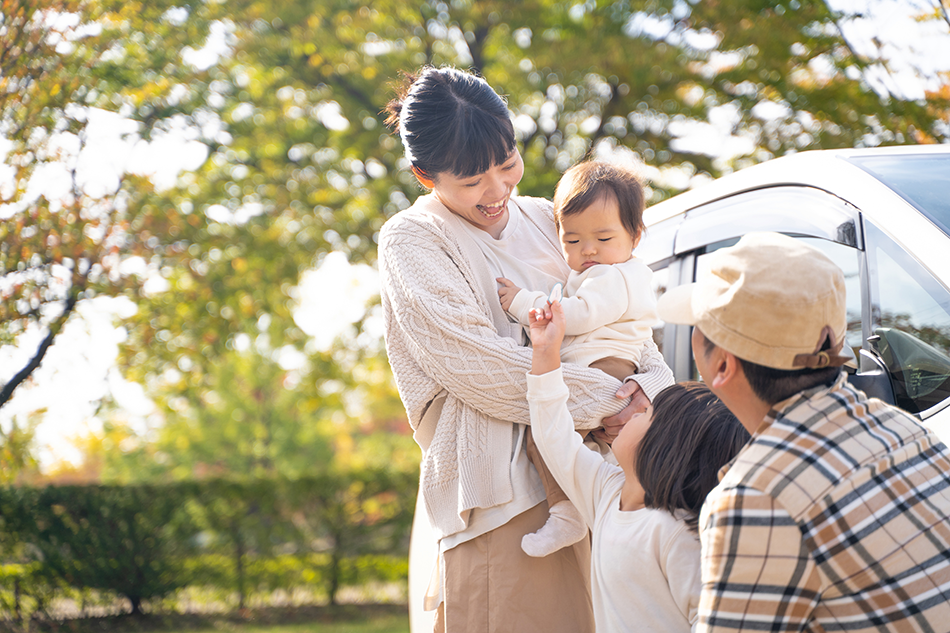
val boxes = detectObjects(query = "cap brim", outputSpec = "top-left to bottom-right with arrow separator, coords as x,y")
657,283 -> 698,325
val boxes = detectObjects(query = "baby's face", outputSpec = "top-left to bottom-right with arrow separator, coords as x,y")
558,195 -> 638,272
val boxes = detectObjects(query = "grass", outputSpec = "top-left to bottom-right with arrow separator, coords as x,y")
194,614 -> 409,633
17,605 -> 409,633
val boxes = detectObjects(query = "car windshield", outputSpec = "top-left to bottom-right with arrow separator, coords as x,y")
847,153 -> 950,237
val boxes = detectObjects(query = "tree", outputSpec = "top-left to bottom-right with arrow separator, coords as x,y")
119,0 -> 948,377
1,0 -> 221,407
5,0 -> 947,473
0,415 -> 39,484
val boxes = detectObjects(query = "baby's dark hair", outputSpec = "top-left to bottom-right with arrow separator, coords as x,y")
635,381 -> 750,532
553,160 -> 646,242
383,66 -> 516,179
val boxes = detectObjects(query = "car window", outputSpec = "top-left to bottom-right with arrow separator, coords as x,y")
865,221 -> 950,416
689,236 -> 863,380
675,186 -> 861,255
848,154 -> 950,238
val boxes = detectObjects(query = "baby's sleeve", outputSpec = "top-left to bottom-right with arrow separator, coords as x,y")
558,266 -> 629,336
508,287 -> 552,325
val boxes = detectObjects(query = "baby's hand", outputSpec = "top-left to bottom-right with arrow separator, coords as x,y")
497,277 -> 522,311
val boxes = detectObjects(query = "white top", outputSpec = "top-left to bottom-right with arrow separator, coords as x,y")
510,258 -> 659,370
527,368 -> 701,633
441,198 -> 588,550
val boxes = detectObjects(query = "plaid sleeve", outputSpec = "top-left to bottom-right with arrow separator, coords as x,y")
697,485 -> 822,632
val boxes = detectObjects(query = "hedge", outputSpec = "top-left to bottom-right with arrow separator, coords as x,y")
0,469 -> 417,623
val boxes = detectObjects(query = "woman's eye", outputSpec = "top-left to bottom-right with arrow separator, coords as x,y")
566,240 -> 579,244
599,237 -> 612,242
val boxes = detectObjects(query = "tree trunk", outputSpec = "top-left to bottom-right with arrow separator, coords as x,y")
233,521 -> 247,610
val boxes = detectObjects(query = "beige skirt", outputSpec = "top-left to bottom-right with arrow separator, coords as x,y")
434,501 -> 594,633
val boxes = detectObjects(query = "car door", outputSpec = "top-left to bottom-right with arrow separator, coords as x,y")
647,184 -> 950,441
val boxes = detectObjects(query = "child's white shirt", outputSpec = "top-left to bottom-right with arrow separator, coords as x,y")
509,258 -> 658,370
527,368 -> 701,633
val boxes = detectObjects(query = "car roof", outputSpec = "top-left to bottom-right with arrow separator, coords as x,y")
640,143 -> 950,315
643,144 -> 950,227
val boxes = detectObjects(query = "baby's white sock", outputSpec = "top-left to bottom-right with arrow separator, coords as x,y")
521,500 -> 587,557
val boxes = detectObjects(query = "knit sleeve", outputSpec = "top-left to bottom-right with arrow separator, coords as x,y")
379,216 -> 625,430
623,337 -> 674,402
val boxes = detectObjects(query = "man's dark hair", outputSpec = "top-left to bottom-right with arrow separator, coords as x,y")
636,381 -> 750,532
697,327 -> 839,405
384,66 -> 516,178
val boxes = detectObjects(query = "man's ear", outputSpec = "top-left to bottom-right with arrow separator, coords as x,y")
709,348 -> 742,391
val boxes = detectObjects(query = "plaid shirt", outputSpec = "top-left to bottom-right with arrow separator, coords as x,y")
697,373 -> 950,632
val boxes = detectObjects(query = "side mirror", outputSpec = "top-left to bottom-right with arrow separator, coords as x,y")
871,328 -> 950,414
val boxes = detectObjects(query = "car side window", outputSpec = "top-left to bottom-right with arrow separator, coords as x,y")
690,236 -> 863,380
865,221 -> 950,416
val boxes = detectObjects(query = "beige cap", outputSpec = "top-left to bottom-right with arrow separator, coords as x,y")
657,232 -> 849,371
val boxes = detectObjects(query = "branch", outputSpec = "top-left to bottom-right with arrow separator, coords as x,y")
0,291 -> 80,409
937,0 -> 950,31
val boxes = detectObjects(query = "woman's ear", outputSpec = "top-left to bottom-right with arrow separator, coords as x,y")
411,165 -> 435,189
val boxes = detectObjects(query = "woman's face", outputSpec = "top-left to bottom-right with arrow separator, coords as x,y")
431,150 -> 524,239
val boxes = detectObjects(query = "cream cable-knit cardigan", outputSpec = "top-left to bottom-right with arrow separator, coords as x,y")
379,193 -> 674,539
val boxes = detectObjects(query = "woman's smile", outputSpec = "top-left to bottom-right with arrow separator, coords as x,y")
478,193 -> 511,218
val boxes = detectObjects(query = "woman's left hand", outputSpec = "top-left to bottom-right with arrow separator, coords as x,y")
595,381 -> 651,444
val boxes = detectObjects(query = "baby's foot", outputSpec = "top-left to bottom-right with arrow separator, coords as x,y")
521,500 -> 587,557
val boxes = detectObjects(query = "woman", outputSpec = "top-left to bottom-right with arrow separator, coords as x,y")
379,66 -> 674,633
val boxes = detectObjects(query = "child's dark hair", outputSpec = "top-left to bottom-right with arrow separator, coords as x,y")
635,381 -> 750,532
553,160 -> 646,242
383,66 -> 516,179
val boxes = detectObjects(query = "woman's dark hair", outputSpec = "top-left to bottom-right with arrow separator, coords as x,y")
635,381 -> 750,532
553,160 -> 645,242
383,66 -> 516,179
696,327 -> 839,405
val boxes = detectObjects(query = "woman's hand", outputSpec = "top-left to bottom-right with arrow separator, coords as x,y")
528,301 -> 565,376
595,380 -> 651,444
497,277 -> 522,311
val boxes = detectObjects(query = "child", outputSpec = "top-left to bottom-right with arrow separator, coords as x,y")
527,300 -> 750,632
497,160 -> 658,557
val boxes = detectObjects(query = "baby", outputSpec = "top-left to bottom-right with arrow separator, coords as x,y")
498,159 -> 659,557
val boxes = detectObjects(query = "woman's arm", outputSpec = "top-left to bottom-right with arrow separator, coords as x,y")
379,218 -> 624,429
597,338 -> 675,443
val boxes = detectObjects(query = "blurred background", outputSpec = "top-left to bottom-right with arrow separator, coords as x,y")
1,0 -> 949,626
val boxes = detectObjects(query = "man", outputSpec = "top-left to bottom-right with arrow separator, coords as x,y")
657,231 -> 950,632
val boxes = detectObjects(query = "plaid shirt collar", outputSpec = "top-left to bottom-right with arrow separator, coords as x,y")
716,370 -> 847,483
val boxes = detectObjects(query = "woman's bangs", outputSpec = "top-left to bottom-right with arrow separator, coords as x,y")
447,112 -> 515,178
